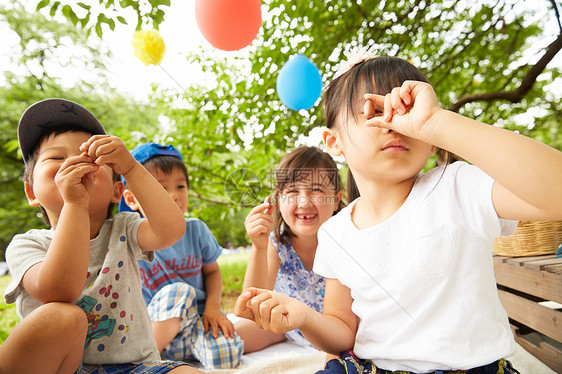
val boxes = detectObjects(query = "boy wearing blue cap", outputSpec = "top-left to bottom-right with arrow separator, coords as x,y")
2,99 -> 201,374
120,143 -> 243,370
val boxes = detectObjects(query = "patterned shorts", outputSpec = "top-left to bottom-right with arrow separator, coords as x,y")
147,282 -> 244,369
315,351 -> 521,374
76,360 -> 190,373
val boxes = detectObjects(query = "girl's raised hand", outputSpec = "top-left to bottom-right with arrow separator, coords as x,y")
234,288 -> 308,334
364,80 -> 442,142
244,197 -> 274,251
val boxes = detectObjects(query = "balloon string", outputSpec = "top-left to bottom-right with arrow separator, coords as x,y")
149,53 -> 188,94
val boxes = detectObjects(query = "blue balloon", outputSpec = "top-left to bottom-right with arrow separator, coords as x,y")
276,54 -> 323,111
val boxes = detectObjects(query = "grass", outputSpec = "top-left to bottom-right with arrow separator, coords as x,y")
217,250 -> 250,313
0,275 -> 18,344
0,251 -> 249,343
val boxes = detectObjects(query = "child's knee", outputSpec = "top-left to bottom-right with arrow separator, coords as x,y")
156,283 -> 198,307
29,302 -> 88,341
166,282 -> 196,301
49,302 -> 88,332
62,303 -> 88,335
149,283 -> 199,323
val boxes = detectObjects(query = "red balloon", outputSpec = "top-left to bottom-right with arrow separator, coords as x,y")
195,0 -> 262,51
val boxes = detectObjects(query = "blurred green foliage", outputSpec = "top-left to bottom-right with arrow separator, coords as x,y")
1,0 -> 561,261
217,251 -> 250,313
0,275 -> 18,344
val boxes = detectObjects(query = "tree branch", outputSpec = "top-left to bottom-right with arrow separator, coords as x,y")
448,32 -> 562,112
430,16 -> 505,86
189,191 -> 255,208
549,0 -> 562,32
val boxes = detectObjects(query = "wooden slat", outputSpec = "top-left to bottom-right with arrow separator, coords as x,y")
505,255 -> 557,267
494,261 -> 562,304
495,253 -> 562,371
524,258 -> 562,271
498,290 -> 562,343
545,264 -> 562,276
493,255 -> 509,264
511,325 -> 562,374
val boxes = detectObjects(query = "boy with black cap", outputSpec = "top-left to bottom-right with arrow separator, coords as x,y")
119,143 -> 243,369
2,98 -> 202,374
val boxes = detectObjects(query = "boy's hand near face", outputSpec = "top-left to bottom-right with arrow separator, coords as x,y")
79,135 -> 139,176
79,135 -> 185,251
55,154 -> 100,209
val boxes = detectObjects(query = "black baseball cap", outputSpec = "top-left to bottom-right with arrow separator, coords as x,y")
17,98 -> 106,164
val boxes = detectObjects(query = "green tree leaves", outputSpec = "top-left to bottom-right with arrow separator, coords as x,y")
3,0 -> 561,252
36,0 -> 170,36
0,3 -> 161,259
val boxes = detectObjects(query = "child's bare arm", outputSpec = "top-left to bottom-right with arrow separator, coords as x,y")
243,199 -> 280,290
429,110 -> 562,221
243,240 -> 280,290
365,81 -> 562,221
23,155 -> 97,302
235,279 -> 357,355
81,135 -> 185,250
202,262 -> 234,338
299,278 -> 357,354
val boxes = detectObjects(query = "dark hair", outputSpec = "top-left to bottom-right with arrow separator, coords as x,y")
323,56 -> 452,201
23,125 -> 120,227
141,155 -> 189,189
436,148 -> 462,166
272,146 -> 345,244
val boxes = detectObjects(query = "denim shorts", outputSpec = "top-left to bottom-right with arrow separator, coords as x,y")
76,360 -> 191,373
315,351 -> 520,374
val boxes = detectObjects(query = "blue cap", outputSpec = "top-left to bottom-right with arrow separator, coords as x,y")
130,142 -> 183,164
118,142 -> 183,213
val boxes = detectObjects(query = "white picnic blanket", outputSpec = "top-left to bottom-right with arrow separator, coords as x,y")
203,340 -> 326,374
200,315 -> 555,374
202,340 -> 558,374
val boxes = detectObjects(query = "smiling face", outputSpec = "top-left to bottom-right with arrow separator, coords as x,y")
25,131 -> 121,228
277,169 -> 342,240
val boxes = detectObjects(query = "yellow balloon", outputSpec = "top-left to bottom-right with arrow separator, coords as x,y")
132,29 -> 166,66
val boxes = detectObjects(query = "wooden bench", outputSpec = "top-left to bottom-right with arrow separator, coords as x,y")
494,255 -> 562,373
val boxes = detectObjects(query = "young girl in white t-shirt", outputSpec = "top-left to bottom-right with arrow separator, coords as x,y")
234,52 -> 562,373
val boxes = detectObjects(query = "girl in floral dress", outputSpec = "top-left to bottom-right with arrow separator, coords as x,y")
234,146 -> 344,353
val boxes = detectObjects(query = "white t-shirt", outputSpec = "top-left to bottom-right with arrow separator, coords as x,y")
314,162 -> 517,373
4,212 -> 160,365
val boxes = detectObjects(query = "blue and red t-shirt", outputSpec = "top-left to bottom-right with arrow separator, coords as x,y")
138,218 -> 223,314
